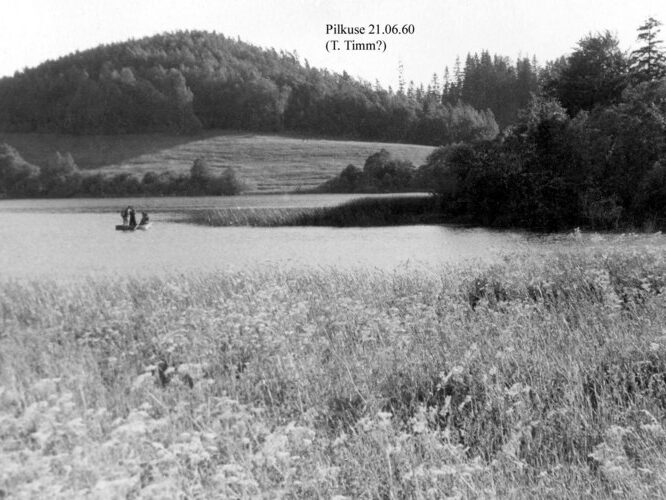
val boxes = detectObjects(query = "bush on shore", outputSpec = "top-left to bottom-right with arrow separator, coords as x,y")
0,148 -> 246,198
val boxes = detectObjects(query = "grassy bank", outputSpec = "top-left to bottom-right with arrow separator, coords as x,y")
3,246 -> 666,497
188,195 -> 442,227
0,132 -> 433,193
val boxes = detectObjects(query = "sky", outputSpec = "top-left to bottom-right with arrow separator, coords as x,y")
1,0 -> 665,89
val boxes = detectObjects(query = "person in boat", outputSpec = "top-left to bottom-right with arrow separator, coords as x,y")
120,206 -> 130,225
128,206 -> 137,227
140,211 -> 150,225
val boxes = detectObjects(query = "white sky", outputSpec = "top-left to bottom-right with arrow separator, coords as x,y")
1,0 -> 665,88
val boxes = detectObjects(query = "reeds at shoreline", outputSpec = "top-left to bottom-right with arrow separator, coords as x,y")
187,195 -> 444,227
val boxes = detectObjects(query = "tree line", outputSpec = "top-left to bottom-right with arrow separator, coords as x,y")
320,18 -> 666,230
423,18 -> 666,230
0,31 -> 499,146
0,145 -> 243,197
438,52 -> 539,128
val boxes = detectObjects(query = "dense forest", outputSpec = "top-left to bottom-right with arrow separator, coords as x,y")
318,18 -> 666,230
440,52 -> 539,128
419,18 -> 666,230
0,31 -> 504,145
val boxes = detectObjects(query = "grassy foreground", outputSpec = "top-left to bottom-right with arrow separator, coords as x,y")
3,246 -> 666,498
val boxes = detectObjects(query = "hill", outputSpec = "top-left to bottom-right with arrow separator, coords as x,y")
0,31 -> 498,145
0,131 -> 433,193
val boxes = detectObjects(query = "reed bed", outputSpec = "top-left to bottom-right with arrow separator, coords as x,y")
188,195 -> 442,227
3,245 -> 666,497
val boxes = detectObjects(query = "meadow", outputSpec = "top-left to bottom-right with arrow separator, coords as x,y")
2,238 -> 666,498
0,132 -> 434,193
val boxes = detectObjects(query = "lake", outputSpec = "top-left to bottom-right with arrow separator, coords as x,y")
0,194 -> 536,279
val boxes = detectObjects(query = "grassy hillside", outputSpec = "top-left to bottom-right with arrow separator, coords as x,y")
0,131 -> 434,193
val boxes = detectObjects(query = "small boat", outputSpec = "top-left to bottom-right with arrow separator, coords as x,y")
115,223 -> 151,231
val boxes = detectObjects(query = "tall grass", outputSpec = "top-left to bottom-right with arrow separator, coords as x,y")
188,195 -> 443,227
3,246 -> 666,497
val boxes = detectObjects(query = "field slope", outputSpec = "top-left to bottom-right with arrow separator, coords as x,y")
0,132 -> 434,193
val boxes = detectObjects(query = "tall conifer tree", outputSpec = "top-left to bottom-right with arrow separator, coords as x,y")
629,17 -> 666,83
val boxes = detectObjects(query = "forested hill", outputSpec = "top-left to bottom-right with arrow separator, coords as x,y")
0,31 -> 498,145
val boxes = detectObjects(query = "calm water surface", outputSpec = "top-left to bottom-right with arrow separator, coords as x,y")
0,195 -> 532,279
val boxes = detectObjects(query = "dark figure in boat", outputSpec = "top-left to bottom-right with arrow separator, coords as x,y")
120,206 -> 130,225
117,207 -> 150,230
128,206 -> 137,227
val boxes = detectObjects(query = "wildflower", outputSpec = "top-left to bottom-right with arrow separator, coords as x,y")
376,411 -> 393,430
131,373 -> 153,392
30,378 -> 60,400
92,476 -> 139,499
641,423 -> 666,438
357,417 -> 374,432
332,432 -> 348,447
139,480 -> 180,500
0,387 -> 20,411
410,405 -> 429,434
286,422 -> 315,449
256,432 -> 290,467
177,362 -> 208,381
